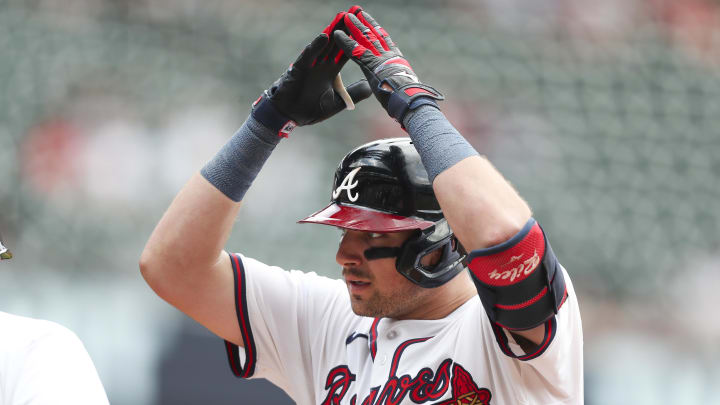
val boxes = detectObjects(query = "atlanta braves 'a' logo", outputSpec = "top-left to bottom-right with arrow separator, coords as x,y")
333,167 -> 361,202
321,360 -> 491,405
435,364 -> 491,405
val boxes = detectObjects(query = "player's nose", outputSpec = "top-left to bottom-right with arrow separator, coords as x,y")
335,231 -> 364,268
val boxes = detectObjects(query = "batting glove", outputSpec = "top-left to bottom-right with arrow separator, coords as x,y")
252,12 -> 372,137
333,7 -> 444,125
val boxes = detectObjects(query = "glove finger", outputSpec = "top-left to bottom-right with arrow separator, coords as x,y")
316,41 -> 343,65
294,33 -> 330,70
343,13 -> 382,56
334,30 -> 381,74
355,11 -> 390,51
317,87 -> 349,121
333,48 -> 349,66
348,9 -> 397,54
328,17 -> 352,65
320,79 -> 370,117
319,11 -> 347,62
333,30 -> 361,60
323,40 -> 350,66
322,11 -> 347,37
346,79 -> 372,103
316,41 -> 348,67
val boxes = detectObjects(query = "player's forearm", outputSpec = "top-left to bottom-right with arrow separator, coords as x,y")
403,106 -> 531,251
433,157 -> 532,250
405,107 -> 561,335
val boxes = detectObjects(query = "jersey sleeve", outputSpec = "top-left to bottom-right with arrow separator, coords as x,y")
486,265 -> 584,404
222,252 -> 350,400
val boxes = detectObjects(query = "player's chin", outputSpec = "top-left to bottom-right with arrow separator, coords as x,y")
348,299 -> 379,318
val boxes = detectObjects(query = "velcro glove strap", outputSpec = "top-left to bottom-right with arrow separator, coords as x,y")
251,94 -> 297,138
386,83 -> 444,124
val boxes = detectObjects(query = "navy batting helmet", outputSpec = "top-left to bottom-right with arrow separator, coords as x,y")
299,137 -> 466,288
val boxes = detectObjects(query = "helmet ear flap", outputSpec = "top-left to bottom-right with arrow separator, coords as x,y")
421,239 -> 460,275
453,236 -> 468,266
417,244 -> 444,268
395,220 -> 467,288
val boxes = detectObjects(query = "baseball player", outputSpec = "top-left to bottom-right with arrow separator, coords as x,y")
141,6 -> 583,404
0,312 -> 110,405
0,239 -> 110,405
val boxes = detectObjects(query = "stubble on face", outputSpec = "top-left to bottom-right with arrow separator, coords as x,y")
343,266 -> 431,319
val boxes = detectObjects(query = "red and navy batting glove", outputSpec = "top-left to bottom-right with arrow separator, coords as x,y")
333,8 -> 444,124
251,12 -> 372,137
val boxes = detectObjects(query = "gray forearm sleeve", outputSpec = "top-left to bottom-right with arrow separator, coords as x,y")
201,115 -> 281,202
402,105 -> 478,182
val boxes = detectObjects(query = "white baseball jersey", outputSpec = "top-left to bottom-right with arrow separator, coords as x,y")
0,311 -> 109,405
223,253 -> 583,405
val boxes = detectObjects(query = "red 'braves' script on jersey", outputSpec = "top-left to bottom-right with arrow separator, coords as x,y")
321,358 -> 491,405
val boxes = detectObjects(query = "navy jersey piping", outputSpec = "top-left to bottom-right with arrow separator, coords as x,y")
223,252 -> 258,378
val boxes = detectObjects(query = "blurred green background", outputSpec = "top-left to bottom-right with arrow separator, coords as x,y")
1,0 -> 719,403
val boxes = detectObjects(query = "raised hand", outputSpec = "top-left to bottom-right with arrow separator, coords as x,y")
252,12 -> 372,137
333,7 -> 444,124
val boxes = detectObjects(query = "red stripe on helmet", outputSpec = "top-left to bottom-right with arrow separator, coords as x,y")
299,203 -> 435,232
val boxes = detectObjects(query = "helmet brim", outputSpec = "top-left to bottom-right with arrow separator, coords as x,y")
298,203 -> 435,232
